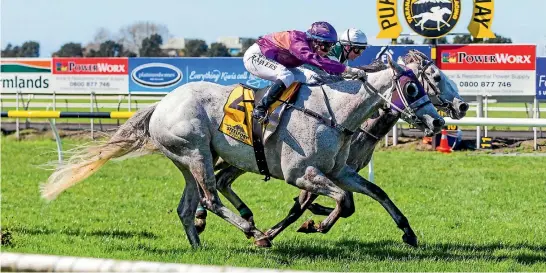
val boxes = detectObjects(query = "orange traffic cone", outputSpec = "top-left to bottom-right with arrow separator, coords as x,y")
436,129 -> 452,154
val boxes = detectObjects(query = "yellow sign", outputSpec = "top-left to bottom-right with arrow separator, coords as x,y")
480,137 -> 492,149
376,0 -> 494,39
402,0 -> 461,39
467,0 -> 496,39
376,0 -> 403,39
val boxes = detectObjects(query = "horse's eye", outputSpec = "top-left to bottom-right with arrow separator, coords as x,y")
406,82 -> 419,98
433,74 -> 442,82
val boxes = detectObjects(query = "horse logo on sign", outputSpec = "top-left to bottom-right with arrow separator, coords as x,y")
403,0 -> 461,38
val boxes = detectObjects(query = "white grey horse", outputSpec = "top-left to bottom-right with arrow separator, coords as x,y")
40,56 -> 444,248
193,50 -> 469,240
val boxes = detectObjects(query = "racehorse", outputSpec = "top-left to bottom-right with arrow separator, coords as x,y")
40,56 -> 445,248
193,50 -> 469,241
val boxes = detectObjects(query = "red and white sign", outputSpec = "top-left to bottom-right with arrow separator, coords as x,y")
51,58 -> 129,94
437,44 -> 536,96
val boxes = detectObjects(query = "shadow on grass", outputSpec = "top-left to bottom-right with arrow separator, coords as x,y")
121,238 -> 546,267
260,239 -> 546,266
8,226 -> 158,239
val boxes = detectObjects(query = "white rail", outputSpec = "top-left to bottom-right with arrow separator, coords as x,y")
397,117 -> 546,127
0,252 -> 323,273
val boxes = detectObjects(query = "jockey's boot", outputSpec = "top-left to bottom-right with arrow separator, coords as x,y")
252,79 -> 286,123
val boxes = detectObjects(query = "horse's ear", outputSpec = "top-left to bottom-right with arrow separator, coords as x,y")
388,55 -> 405,74
397,56 -> 405,65
415,50 -> 429,60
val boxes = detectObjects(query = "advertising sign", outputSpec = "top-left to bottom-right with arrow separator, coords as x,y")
349,45 -> 431,67
0,58 -> 53,94
185,58 -> 269,88
129,58 -> 270,93
436,44 -> 536,96
129,58 -> 185,92
536,57 -> 546,100
52,57 -> 129,94
376,0 -> 495,39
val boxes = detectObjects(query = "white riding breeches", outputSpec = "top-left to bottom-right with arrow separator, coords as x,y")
243,43 -> 320,87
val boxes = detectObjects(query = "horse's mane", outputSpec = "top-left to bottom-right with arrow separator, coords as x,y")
355,59 -> 388,73
307,59 -> 390,88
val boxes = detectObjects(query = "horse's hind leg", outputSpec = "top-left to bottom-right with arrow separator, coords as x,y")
216,166 -> 253,223
278,166 -> 351,236
195,165 -> 249,234
265,190 -> 318,240
153,135 -> 269,247
174,163 -> 201,247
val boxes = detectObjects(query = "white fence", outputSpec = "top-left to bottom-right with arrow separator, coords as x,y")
1,252 -> 321,273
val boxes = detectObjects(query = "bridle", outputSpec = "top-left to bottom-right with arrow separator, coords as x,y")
408,52 -> 457,117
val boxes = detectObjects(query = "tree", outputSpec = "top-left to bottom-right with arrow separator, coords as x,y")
1,43 -> 17,57
54,42 -> 84,57
423,36 -> 449,44
184,39 -> 208,57
452,34 -> 475,44
87,40 -> 125,57
1,41 -> 40,57
398,37 -> 415,44
19,41 -> 40,57
93,27 -> 113,44
139,34 -> 165,57
452,33 -> 512,44
118,21 -> 170,55
484,34 -> 512,44
207,42 -> 231,57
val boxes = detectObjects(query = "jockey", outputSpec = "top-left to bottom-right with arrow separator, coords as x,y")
328,28 -> 369,64
243,21 -> 367,123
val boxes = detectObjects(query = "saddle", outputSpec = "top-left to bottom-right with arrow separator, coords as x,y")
218,82 -> 301,180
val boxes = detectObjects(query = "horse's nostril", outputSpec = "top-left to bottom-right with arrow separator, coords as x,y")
459,102 -> 469,112
432,118 -> 445,128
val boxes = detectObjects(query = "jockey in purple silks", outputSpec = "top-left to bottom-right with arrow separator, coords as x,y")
243,21 -> 367,123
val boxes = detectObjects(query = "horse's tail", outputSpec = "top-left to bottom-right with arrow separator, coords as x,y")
412,13 -> 424,18
40,103 -> 158,201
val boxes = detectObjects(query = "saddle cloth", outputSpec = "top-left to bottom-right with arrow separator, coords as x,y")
218,82 -> 301,146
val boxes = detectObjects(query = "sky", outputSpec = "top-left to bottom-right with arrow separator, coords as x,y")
1,0 -> 546,57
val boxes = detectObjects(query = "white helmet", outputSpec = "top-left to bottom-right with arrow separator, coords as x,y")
339,28 -> 368,47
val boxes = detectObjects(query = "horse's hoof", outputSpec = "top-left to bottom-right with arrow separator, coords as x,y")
254,237 -> 272,248
402,233 -> 418,247
195,218 -> 206,235
297,219 -> 318,234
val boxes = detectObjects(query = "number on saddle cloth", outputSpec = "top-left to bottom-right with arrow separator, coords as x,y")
218,82 -> 302,181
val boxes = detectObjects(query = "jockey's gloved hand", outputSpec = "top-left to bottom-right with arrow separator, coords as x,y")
343,66 -> 367,81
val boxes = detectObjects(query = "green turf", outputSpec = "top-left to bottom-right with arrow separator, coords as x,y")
1,137 -> 546,271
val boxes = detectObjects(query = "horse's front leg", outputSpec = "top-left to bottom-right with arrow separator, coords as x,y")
332,165 -> 418,247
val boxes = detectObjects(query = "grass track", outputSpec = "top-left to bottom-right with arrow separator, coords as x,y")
1,137 -> 546,271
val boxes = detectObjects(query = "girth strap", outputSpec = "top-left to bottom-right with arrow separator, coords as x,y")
251,118 -> 271,181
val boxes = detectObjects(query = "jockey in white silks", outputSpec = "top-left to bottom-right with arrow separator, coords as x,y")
242,21 -> 367,123
328,28 -> 369,64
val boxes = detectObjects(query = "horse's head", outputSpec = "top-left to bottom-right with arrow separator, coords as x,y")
441,7 -> 453,14
401,49 -> 469,120
385,56 -> 444,136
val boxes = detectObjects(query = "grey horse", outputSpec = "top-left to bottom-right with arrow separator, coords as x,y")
193,50 -> 469,239
40,56 -> 444,249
